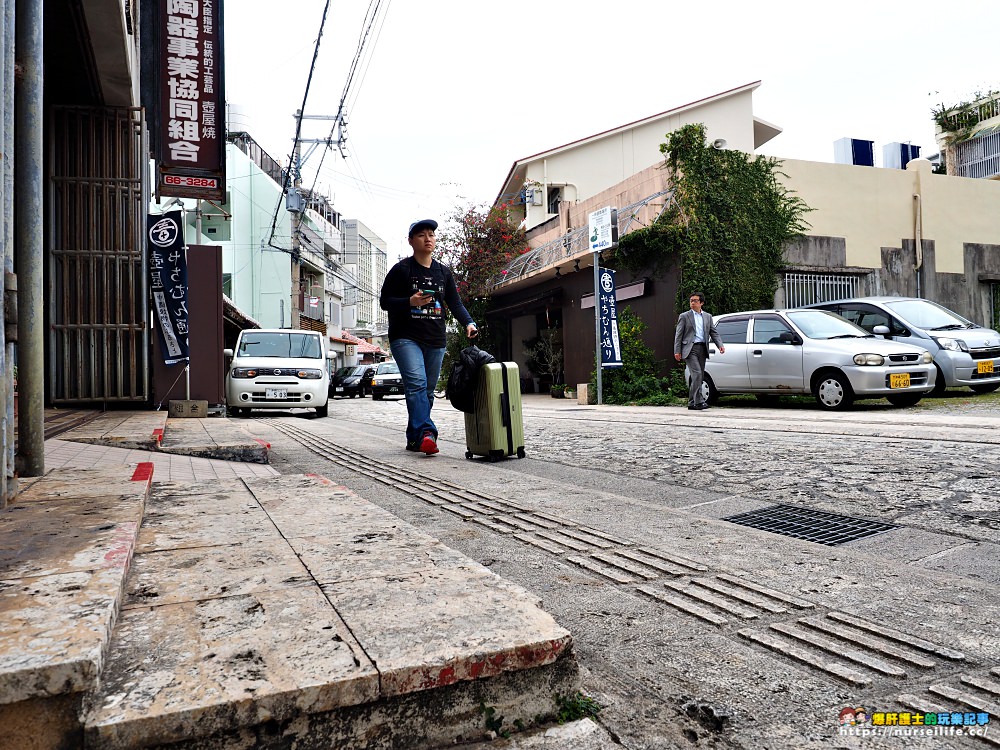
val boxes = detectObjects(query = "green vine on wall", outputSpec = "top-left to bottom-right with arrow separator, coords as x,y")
610,123 -> 811,315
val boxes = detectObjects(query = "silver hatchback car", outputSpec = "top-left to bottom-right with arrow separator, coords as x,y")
693,309 -> 936,410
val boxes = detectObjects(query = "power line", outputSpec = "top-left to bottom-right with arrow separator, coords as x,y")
266,0 -> 331,252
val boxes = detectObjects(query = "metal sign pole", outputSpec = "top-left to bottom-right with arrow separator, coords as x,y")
593,250 -> 602,405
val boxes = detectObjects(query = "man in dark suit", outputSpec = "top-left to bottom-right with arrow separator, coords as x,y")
673,292 -> 725,410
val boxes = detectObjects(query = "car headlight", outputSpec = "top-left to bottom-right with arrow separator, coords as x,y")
932,337 -> 969,353
921,351 -> 934,364
231,367 -> 258,378
296,369 -> 324,379
853,353 -> 884,366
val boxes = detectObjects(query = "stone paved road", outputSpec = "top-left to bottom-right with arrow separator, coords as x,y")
236,394 -> 1000,749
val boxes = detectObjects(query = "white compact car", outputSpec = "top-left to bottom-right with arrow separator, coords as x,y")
693,308 -> 936,410
224,329 -> 333,417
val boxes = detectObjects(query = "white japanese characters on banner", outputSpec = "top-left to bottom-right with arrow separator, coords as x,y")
147,211 -> 190,364
599,269 -> 623,368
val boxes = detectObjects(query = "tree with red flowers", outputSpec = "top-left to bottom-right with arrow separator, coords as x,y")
436,203 -> 529,369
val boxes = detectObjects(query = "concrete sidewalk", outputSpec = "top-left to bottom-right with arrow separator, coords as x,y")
0,412 -> 583,749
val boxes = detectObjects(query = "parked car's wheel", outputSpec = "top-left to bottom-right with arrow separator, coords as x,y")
696,374 -> 720,405
349,392 -> 357,398
315,403 -> 329,418
931,365 -> 948,396
970,383 -> 1000,394
814,371 -> 854,410
886,393 -> 922,407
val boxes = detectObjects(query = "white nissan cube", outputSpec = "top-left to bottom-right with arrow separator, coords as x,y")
224,329 -> 333,417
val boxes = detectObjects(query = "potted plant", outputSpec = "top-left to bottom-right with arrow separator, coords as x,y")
523,328 -> 564,398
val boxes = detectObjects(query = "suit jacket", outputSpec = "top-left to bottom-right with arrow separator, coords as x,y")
674,309 -> 723,359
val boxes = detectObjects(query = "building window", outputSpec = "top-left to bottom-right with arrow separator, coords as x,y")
783,272 -> 861,308
547,186 -> 561,215
222,273 -> 232,298
991,283 -> 1000,331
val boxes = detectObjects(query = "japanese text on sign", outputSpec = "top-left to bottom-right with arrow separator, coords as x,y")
589,206 -> 618,252
158,0 -> 225,200
599,269 -> 623,368
147,211 -> 190,364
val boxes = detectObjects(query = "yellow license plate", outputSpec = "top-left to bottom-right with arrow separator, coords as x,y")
889,373 -> 910,389
978,360 -> 995,374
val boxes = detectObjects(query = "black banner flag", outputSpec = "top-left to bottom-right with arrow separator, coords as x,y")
147,211 -> 190,364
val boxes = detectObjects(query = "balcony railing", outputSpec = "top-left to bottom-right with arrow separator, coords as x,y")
490,190 -> 674,288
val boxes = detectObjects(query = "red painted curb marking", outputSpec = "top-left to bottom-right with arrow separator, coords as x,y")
254,438 -> 271,449
131,463 -> 154,482
152,428 -> 164,444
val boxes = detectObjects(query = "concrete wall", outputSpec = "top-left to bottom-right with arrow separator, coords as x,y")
778,157 -> 1000,323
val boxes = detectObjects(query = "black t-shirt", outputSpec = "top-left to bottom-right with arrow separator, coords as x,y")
379,257 -> 474,347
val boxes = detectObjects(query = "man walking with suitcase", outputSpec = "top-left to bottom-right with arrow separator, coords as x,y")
674,292 -> 725,410
380,219 -> 478,454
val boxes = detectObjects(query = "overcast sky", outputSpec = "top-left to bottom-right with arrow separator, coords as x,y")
223,0 -> 999,261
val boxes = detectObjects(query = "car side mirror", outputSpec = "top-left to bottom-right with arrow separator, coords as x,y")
327,350 -> 335,359
779,332 -> 802,345
872,325 -> 891,338
223,348 -> 233,357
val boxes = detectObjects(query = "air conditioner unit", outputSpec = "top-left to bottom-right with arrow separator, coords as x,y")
525,188 -> 543,206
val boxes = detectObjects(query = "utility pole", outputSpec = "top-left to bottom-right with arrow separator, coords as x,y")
290,109 -> 348,332
290,113 -> 303,331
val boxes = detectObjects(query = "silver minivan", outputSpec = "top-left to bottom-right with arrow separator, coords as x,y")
805,297 -> 1000,395
695,309 -> 936,410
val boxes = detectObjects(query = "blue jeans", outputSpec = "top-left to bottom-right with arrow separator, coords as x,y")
390,338 -> 446,444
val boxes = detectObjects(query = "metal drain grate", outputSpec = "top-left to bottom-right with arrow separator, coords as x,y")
721,504 -> 899,546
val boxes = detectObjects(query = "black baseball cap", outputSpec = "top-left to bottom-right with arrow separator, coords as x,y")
408,219 -> 438,237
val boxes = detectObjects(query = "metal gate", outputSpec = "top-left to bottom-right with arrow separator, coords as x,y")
48,107 -> 148,403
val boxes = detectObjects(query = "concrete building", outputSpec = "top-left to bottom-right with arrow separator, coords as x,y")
166,126 -> 393,373
342,219 -> 389,336
487,83 -> 1000,390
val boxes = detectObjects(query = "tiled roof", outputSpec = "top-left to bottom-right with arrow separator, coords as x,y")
337,330 -> 387,356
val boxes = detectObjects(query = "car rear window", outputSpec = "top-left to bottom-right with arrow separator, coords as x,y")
716,318 -> 749,344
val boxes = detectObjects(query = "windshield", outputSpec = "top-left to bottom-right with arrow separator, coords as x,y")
883,299 -> 975,329
238,332 -> 323,358
377,362 -> 399,374
351,365 -> 370,375
786,310 -> 871,339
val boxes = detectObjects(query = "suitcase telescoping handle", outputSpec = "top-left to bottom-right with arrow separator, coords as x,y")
499,363 -> 514,454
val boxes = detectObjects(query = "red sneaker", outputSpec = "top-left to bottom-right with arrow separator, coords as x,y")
419,432 -> 439,455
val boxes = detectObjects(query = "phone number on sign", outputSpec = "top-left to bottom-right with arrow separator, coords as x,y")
163,175 -> 218,188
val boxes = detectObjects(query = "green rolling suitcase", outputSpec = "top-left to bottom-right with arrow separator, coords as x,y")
464,362 -> 526,462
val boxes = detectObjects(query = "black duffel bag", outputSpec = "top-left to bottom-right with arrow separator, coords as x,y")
446,345 -> 495,413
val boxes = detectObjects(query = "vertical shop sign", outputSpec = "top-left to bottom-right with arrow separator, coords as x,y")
147,211 -> 190,364
157,0 -> 226,201
599,269 -> 623,368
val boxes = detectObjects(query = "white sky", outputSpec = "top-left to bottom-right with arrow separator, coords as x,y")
224,0 -> 999,261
